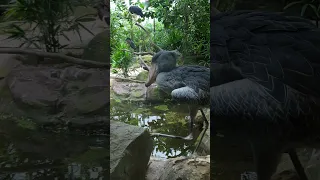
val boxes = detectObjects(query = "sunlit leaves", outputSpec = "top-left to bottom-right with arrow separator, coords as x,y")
111,42 -> 133,77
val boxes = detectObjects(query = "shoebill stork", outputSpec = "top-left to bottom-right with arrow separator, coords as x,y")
129,5 -> 144,18
211,10 -> 320,180
126,37 -> 136,50
145,50 -> 210,153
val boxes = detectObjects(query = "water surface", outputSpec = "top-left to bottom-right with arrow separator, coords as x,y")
0,114 -> 109,180
110,98 -> 199,158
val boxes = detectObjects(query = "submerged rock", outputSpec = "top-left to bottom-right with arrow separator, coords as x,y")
146,155 -> 210,180
110,121 -> 153,180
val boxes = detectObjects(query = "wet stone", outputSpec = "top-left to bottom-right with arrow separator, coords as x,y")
110,121 -> 153,180
146,156 -> 210,180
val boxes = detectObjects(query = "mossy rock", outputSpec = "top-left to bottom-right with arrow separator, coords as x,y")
142,55 -> 152,64
136,71 -> 148,81
131,90 -> 144,98
82,29 -> 110,63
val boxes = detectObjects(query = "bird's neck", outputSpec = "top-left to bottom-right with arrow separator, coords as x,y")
158,65 -> 177,73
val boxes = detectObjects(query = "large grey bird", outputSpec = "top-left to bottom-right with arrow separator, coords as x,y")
211,10 -> 320,180
145,50 -> 210,152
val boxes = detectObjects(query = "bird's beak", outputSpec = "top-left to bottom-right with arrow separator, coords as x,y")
145,63 -> 158,87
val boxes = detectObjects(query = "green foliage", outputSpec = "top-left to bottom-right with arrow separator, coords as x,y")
146,0 -> 210,62
111,42 -> 133,77
285,1 -> 320,18
111,0 -> 210,71
110,1 -> 151,75
2,0 -> 95,52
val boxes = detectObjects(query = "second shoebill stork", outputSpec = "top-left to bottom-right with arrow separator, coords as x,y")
129,5 -> 144,18
126,38 -> 136,50
211,10 -> 320,180
145,50 -> 210,152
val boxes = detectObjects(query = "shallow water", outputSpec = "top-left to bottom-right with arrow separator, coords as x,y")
0,115 -> 109,180
110,98 -> 198,158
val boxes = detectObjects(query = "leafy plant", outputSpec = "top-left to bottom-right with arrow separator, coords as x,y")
111,42 -> 133,77
145,0 -> 210,64
2,0 -> 96,52
284,0 -> 320,27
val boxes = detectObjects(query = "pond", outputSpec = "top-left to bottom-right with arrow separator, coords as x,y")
0,114 -> 109,180
110,98 -> 200,159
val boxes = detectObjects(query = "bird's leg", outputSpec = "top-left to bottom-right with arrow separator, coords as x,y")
250,141 -> 282,180
150,106 -> 198,140
192,109 -> 209,154
287,149 -> 308,180
184,106 -> 198,140
190,109 -> 208,167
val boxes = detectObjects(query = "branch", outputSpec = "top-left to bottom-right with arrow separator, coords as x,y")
0,5 -> 14,8
0,48 -> 109,69
110,76 -> 145,83
135,23 -> 148,33
134,23 -> 162,51
122,49 -> 154,56
138,55 -> 149,71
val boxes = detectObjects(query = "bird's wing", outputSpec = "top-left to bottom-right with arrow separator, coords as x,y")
210,78 -> 286,134
157,66 -> 210,105
211,11 -> 320,103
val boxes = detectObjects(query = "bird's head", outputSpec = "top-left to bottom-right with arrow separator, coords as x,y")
145,50 -> 180,87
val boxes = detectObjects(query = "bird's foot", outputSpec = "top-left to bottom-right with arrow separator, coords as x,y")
189,153 -> 199,168
183,134 -> 194,141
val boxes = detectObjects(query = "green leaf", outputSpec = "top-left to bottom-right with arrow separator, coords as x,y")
301,4 -> 310,17
76,22 -> 95,36
61,32 -> 71,41
309,4 -> 319,17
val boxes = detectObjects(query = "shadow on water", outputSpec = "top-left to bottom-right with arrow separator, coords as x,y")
0,114 -> 109,180
110,98 -> 198,159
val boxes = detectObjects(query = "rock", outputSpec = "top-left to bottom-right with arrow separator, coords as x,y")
4,66 -> 109,124
110,79 -> 169,102
142,55 -> 153,64
110,121 -> 153,180
136,71 -> 148,81
146,155 -> 210,180
82,29 -> 110,63
112,81 -> 145,100
7,67 -> 62,114
241,171 -> 257,180
63,85 -> 109,115
271,170 -> 300,180
146,84 -> 170,103
0,54 -> 21,78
